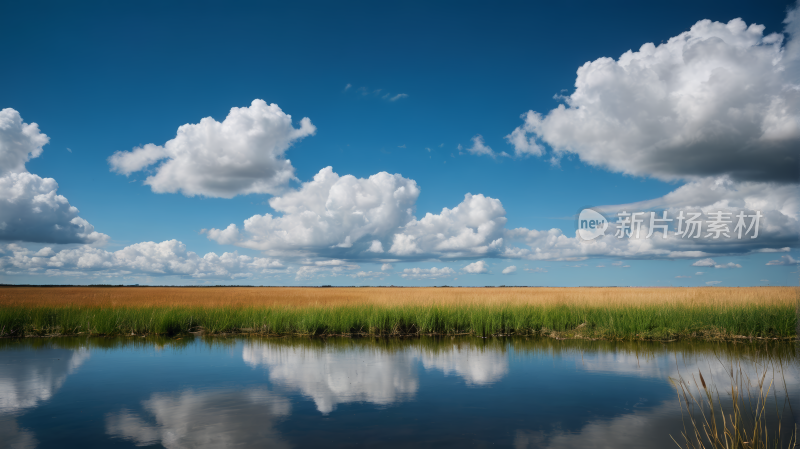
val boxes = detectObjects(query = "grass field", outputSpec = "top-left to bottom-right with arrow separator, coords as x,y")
0,286 -> 797,339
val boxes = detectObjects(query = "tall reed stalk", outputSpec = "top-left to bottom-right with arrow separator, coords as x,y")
673,362 -> 797,448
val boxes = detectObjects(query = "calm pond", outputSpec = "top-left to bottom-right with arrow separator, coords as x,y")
1,336 -> 797,448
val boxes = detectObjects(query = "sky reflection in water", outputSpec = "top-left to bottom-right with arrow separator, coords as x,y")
0,337 -> 797,448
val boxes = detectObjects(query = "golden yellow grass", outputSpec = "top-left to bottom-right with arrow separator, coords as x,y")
0,286 -> 795,309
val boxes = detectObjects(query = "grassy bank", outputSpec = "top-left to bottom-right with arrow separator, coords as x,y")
0,303 -> 795,339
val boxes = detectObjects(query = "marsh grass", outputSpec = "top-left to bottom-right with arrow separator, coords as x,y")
0,302 -> 794,339
0,286 -> 795,339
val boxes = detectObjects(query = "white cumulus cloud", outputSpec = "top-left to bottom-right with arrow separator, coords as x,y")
507,11 -> 800,183
208,166 -> 420,258
0,108 -> 108,245
463,260 -> 490,274
108,99 -> 316,198
501,265 -> 516,274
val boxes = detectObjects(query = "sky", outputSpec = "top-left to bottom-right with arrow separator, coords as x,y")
0,0 -> 798,286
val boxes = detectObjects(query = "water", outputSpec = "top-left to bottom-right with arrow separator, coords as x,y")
1,336 -> 797,448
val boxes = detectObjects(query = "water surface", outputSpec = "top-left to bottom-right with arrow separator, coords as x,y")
1,337 -> 797,448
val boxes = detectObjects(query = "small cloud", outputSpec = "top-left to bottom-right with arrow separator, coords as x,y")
596,265 -> 605,268
714,262 -> 741,269
381,263 -> 393,271
754,247 -> 791,253
348,86 -> 407,102
695,272 -> 704,275
66,147 -> 72,153
675,275 -> 691,278
566,264 -> 587,268
694,258 -> 742,269
622,265 -> 630,268
766,255 -> 798,266
706,281 -> 722,286
425,147 -> 431,152
398,144 -> 406,148
611,261 -> 623,266
502,266 -> 517,274
439,143 -> 444,148
760,279 -> 769,283
461,135 -> 496,158
366,240 -> 384,253
389,93 -> 408,102
349,270 -> 388,279
401,266 -> 455,279
524,267 -> 547,273
463,260 -> 490,274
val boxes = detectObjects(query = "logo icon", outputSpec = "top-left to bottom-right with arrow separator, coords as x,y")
577,208 -> 608,241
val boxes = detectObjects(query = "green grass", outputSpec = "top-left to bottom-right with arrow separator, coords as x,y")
0,303 -> 795,340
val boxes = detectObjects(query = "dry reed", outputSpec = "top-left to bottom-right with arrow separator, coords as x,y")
0,286 -> 795,309
673,362 -> 797,448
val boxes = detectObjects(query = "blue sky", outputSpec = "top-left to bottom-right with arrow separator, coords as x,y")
0,0 -> 797,286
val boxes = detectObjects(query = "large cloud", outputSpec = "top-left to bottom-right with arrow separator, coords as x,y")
108,99 -> 316,198
507,10 -> 800,183
207,166 -> 421,257
0,240 -> 284,280
208,167 -> 510,261
0,109 -> 108,245
207,168 -> 510,261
